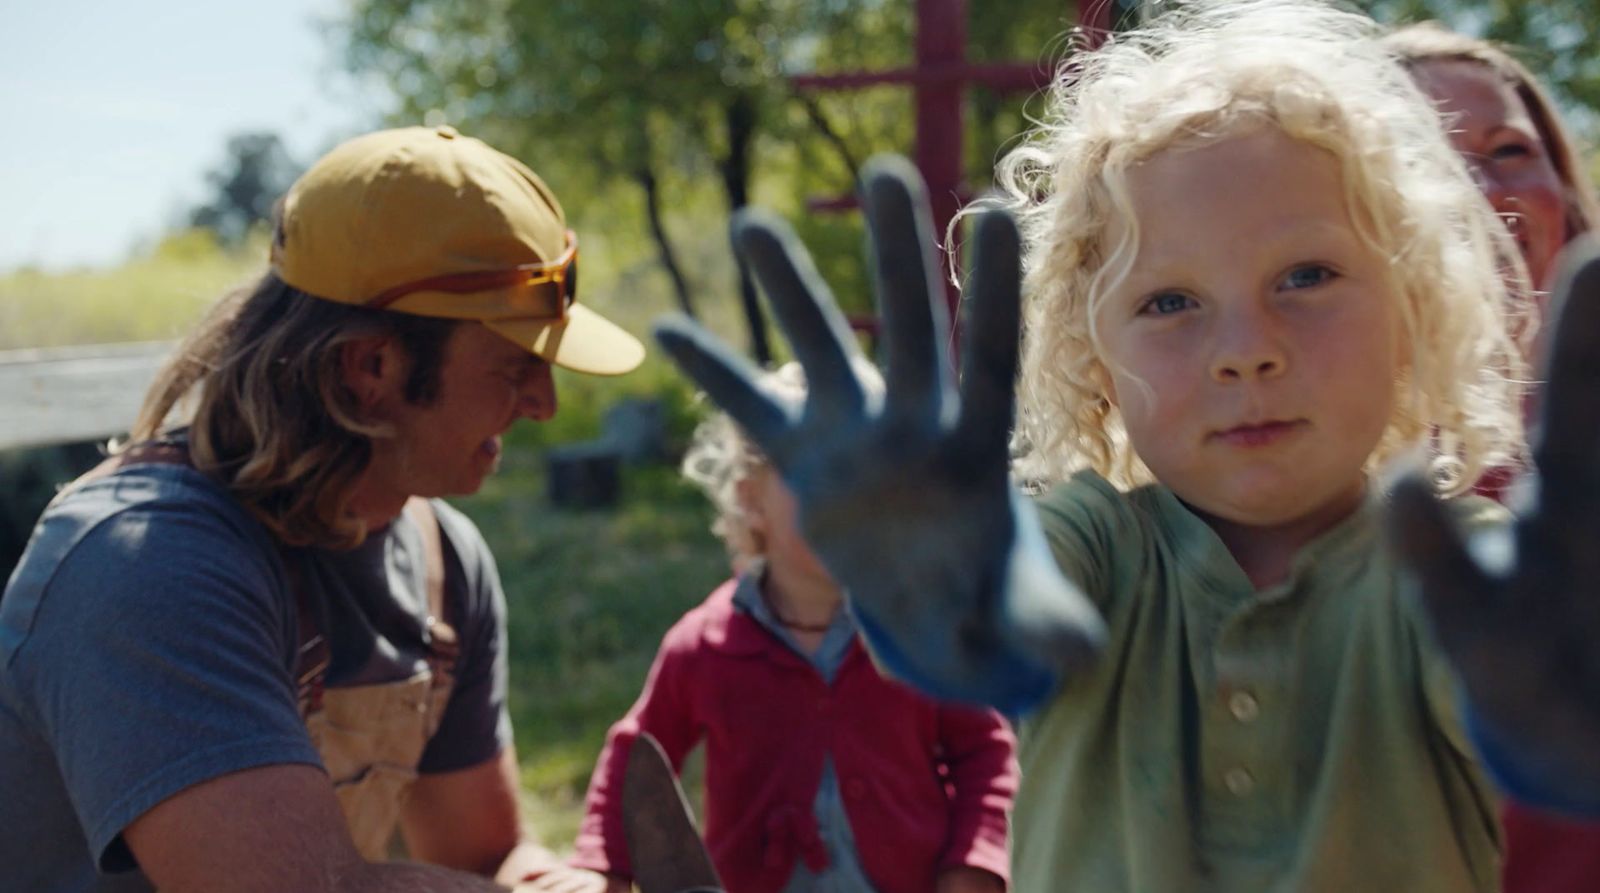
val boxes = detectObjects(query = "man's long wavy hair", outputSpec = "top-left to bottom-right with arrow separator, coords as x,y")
128,273 -> 456,548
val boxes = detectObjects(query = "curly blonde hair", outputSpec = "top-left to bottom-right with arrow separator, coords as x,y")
965,0 -> 1526,494
681,359 -> 883,565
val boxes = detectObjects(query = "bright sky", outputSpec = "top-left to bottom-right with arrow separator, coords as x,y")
0,0 -> 385,272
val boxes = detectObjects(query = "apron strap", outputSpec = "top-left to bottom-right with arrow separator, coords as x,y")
402,497 -> 460,671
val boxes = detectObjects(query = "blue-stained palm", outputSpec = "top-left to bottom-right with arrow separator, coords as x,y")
652,157 -> 1104,713
1390,239 -> 1600,813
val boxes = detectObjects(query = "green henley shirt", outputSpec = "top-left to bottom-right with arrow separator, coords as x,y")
1014,471 -> 1503,892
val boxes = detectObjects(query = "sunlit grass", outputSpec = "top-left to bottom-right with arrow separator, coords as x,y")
459,438 -> 727,847
0,230 -> 265,351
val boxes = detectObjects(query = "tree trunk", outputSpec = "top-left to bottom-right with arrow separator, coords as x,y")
793,91 -> 862,186
718,92 -> 771,365
635,166 -> 695,318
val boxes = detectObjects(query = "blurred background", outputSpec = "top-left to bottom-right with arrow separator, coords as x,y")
4,0 -> 1598,846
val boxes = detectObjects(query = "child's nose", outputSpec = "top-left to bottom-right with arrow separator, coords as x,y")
1210,314 -> 1287,382
1213,355 -> 1284,381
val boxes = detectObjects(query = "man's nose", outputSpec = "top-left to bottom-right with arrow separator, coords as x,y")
518,363 -> 558,421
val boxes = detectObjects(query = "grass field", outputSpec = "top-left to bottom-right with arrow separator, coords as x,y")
455,380 -> 728,846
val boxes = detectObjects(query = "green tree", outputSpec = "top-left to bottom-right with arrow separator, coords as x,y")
339,1 -> 826,353
335,0 -> 1067,358
188,132 -> 300,247
1361,0 -> 1600,130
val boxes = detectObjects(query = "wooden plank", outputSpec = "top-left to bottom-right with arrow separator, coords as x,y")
0,342 -> 173,451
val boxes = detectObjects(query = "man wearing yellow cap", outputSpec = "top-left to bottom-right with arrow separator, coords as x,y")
0,126 -> 643,891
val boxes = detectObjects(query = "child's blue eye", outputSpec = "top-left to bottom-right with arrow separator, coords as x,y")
1140,292 -> 1195,316
1280,265 -> 1336,291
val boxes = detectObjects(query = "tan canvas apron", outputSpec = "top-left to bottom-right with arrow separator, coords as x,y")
298,497 -> 459,860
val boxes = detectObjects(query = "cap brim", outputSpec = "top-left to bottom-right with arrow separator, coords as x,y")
486,303 -> 645,375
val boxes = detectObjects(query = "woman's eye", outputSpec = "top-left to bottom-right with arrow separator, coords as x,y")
1490,141 -> 1534,161
1139,292 -> 1195,316
1280,264 -> 1336,291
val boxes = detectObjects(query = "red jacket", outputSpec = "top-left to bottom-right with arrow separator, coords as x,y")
1503,803 -> 1600,892
570,579 -> 1017,892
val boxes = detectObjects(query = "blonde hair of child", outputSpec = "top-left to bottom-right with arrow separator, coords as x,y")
968,0 -> 1527,494
681,359 -> 884,566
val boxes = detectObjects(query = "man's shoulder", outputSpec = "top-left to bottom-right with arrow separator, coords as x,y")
48,460 -> 252,529
5,463 -> 278,623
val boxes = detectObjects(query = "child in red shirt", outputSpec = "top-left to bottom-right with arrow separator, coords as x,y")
553,361 -> 1017,893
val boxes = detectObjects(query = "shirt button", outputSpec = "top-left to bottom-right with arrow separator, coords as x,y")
1224,767 -> 1255,796
1228,691 -> 1260,723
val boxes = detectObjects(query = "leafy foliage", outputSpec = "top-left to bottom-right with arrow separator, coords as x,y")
333,0 -> 1075,350
1360,0 -> 1600,135
188,132 -> 302,247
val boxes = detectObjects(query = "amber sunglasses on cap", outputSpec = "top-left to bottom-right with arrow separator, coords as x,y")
365,230 -> 579,319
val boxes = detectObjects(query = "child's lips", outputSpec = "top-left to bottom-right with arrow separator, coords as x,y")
1212,419 -> 1306,448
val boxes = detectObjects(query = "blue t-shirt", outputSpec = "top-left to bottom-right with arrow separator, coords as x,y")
0,463 -> 512,891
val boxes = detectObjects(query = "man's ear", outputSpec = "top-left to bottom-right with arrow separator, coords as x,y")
339,335 -> 407,416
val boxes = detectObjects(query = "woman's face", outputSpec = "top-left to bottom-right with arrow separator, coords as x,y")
1412,59 -> 1571,291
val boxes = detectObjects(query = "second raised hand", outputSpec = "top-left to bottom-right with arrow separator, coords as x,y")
653,156 -> 1104,713
1388,239 -> 1600,810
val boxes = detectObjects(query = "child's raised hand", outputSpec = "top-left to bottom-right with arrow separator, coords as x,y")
654,157 -> 1103,712
1390,239 -> 1600,811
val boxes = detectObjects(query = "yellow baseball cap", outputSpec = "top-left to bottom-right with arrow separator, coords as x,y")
272,125 -> 644,375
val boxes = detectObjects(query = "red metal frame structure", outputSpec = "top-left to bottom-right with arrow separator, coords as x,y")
792,0 -> 1122,319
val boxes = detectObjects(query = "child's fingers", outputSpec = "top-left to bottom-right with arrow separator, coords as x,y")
1533,238 -> 1600,505
954,209 -> 1024,465
1387,474 -> 1499,651
860,156 -> 953,432
653,315 -> 795,458
729,210 -> 867,426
